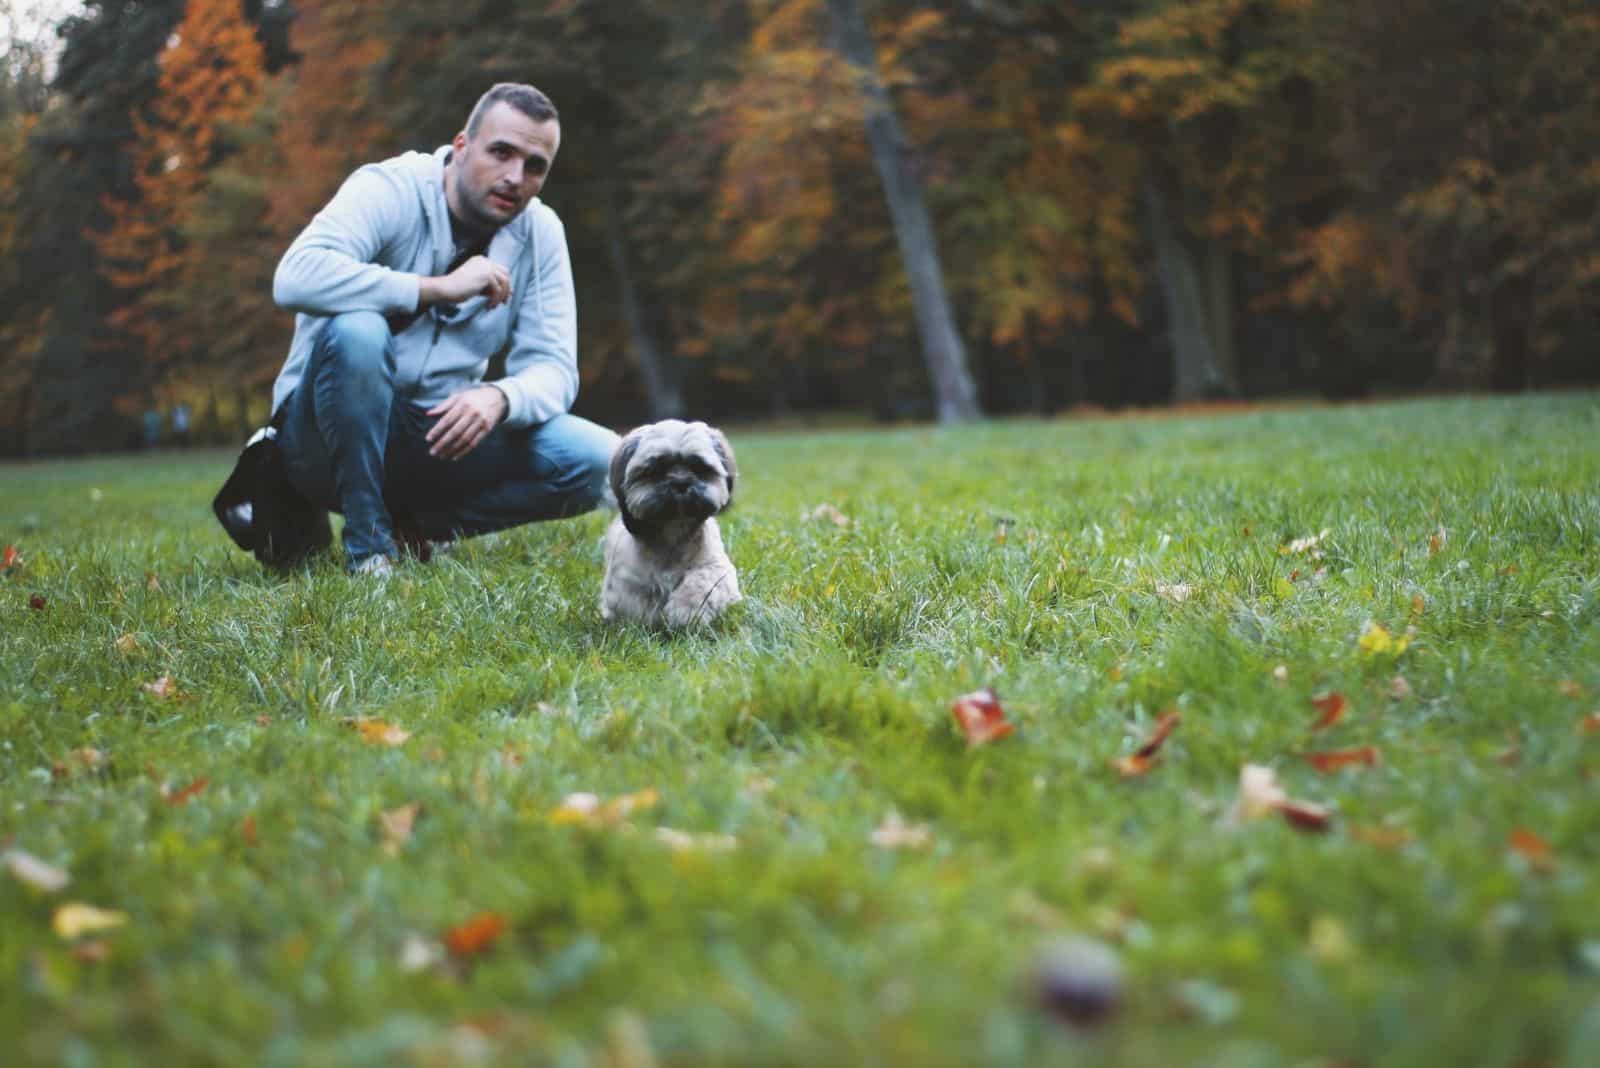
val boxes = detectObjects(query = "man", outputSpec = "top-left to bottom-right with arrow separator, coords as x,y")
270,83 -> 617,574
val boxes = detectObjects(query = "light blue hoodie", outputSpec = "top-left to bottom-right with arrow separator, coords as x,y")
271,146 -> 577,429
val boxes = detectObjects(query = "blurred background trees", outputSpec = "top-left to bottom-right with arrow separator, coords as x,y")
0,0 -> 1595,455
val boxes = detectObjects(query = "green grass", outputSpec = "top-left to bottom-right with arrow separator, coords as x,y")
3,393 -> 1599,1067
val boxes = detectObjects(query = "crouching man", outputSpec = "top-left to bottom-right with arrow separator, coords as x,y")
270,82 -> 617,574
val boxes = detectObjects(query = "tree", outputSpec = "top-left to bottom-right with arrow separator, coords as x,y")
90,0 -> 266,392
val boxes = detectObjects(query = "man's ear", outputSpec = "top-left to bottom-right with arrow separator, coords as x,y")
609,431 -> 644,536
451,129 -> 468,156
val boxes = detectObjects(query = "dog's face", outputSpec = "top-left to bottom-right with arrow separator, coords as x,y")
609,420 -> 736,540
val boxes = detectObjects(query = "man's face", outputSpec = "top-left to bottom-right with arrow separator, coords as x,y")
447,101 -> 561,232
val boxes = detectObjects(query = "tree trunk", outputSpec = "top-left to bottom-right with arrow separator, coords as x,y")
1143,178 -> 1225,402
1201,238 -> 1239,394
825,0 -> 980,423
602,182 -> 683,421
1488,271 -> 1533,392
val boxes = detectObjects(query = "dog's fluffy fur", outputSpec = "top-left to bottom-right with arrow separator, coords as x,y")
600,420 -> 740,628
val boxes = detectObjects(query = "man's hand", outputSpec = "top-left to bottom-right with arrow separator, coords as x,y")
419,255 -> 511,309
426,385 -> 508,460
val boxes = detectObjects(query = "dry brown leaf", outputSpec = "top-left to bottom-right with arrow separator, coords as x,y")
1310,692 -> 1348,730
52,903 -> 128,940
114,633 -> 140,655
350,718 -> 410,747
141,675 -> 178,700
1278,799 -> 1333,833
1578,712 -> 1600,735
379,802 -> 423,856
1302,746 -> 1381,773
1,544 -> 18,571
29,593 -> 46,611
443,912 -> 507,958
1558,680 -> 1585,699
1230,763 -> 1289,823
1112,710 -> 1180,778
1508,827 -> 1554,873
1428,525 -> 1446,557
1411,594 -> 1426,616
951,688 -> 1016,748
869,811 -> 933,850
161,777 -> 210,806
240,814 -> 259,848
3,849 -> 70,893
145,572 -> 161,593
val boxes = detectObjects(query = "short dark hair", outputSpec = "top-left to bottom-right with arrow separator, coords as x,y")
465,83 -> 559,137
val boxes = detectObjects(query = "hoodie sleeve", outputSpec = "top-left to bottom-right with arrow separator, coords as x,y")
272,163 -> 423,316
493,206 -> 579,428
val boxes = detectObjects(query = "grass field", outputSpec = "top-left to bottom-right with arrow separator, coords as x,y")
3,393 -> 1599,1067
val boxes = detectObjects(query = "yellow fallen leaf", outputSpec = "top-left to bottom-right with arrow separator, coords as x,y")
550,788 -> 660,827
53,903 -> 128,939
351,718 -> 410,747
1309,915 -> 1353,963
115,633 -> 140,655
654,827 -> 738,853
1358,622 -> 1410,657
3,849 -> 70,893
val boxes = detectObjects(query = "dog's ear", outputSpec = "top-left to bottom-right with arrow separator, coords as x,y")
609,430 -> 646,537
706,426 -> 736,502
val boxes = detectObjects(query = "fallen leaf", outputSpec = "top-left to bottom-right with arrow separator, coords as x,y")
1358,621 -> 1410,657
1,544 -> 18,571
3,849 -> 70,893
141,676 -> 178,700
1428,525 -> 1446,557
443,912 -> 507,957
805,503 -> 850,528
499,745 -> 524,770
1302,747 -> 1381,773
29,593 -> 46,611
1388,675 -> 1412,699
550,788 -> 660,827
61,748 -> 107,776
869,811 -> 933,850
114,633 -> 140,655
1112,710 -> 1180,778
1411,594 -> 1426,616
1285,530 -> 1329,555
1350,824 -> 1413,849
161,777 -> 210,806
1578,712 -> 1600,735
378,802 -> 423,856
240,815 -> 259,847
145,572 -> 161,593
53,903 -> 128,939
1272,665 -> 1289,684
351,718 -> 410,747
1558,680 -> 1585,699
71,940 -> 112,964
1278,799 -> 1333,833
951,688 -> 1015,747
1309,914 -> 1353,962
654,827 -> 738,853
1508,827 -> 1554,873
398,933 -> 445,973
1156,583 -> 1193,603
1310,692 -> 1348,730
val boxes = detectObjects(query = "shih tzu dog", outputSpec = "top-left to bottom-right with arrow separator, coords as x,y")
600,419 -> 740,629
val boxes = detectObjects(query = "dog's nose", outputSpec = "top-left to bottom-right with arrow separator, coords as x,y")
669,475 -> 693,493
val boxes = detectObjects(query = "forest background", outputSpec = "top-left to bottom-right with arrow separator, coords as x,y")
0,0 -> 1595,456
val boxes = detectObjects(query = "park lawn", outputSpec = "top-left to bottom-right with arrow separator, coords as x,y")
2,392 -> 1598,1067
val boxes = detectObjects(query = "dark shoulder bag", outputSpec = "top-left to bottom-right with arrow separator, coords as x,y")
212,415 -> 331,567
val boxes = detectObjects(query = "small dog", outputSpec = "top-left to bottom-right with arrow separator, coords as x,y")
600,419 -> 740,628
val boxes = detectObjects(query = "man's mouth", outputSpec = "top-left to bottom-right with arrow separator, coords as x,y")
488,190 -> 519,212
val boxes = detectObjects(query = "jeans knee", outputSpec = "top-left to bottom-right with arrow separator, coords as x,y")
318,312 -> 393,386
543,415 -> 618,506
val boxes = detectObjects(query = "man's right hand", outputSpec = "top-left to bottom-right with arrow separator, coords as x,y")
418,255 -> 511,309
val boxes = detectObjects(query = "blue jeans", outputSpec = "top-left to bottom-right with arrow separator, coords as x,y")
277,311 -> 617,568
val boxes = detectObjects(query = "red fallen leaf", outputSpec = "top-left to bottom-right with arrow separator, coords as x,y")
2,545 -> 17,570
1310,692 -> 1348,730
444,912 -> 507,957
1278,799 -> 1332,833
29,593 -> 46,611
162,777 -> 210,806
951,688 -> 1015,747
240,815 -> 259,847
1578,712 -> 1600,735
1508,827 -> 1553,868
1112,710 -> 1180,778
1302,746 -> 1381,773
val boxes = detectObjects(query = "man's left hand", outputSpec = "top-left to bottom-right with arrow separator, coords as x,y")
426,386 -> 508,460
